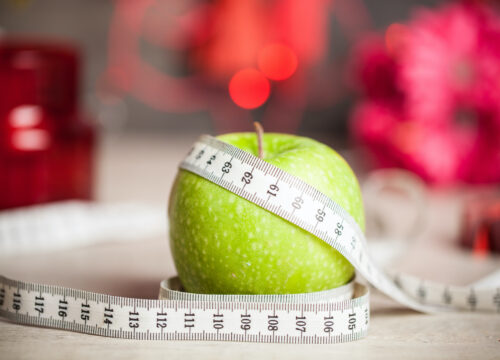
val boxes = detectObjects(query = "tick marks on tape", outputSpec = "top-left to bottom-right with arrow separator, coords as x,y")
180,136 -> 498,313
0,276 -> 369,343
0,135 -> 498,344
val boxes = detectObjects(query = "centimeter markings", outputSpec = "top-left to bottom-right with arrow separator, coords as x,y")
0,135 -> 498,343
0,275 -> 369,343
180,136 -> 500,314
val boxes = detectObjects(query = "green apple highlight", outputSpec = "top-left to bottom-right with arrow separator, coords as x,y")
168,133 -> 365,294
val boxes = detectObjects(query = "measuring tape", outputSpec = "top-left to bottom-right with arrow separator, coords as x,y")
1,135 -> 499,343
0,202 -> 165,256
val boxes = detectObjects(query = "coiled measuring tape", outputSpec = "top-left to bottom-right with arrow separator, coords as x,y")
1,135 -> 499,343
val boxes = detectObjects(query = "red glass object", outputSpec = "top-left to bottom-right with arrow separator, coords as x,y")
461,194 -> 500,255
0,39 -> 95,210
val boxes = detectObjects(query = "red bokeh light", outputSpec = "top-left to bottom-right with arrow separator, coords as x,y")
229,68 -> 270,109
103,0 -> 374,132
385,23 -> 408,56
258,43 -> 298,81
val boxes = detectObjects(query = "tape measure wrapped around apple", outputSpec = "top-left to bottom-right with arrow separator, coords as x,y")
1,125 -> 498,343
169,124 -> 365,294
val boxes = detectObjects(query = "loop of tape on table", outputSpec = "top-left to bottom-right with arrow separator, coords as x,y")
0,135 -> 499,344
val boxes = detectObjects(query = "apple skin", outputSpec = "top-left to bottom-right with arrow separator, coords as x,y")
168,133 -> 365,294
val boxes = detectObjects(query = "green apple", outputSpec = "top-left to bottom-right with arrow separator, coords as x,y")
168,133 -> 364,294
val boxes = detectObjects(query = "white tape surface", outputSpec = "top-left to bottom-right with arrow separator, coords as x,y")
0,202 -> 165,256
0,135 -> 499,343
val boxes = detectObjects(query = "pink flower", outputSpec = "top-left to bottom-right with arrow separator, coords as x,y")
348,34 -> 402,104
351,101 -> 464,184
350,2 -> 500,185
400,3 -> 500,126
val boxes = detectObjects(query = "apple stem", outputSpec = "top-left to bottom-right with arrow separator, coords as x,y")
253,121 -> 264,159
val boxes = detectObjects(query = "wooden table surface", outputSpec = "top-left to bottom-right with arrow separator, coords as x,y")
1,132 -> 499,360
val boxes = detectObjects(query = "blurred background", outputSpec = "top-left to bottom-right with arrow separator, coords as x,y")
1,0 -> 451,136
0,0 -> 499,266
